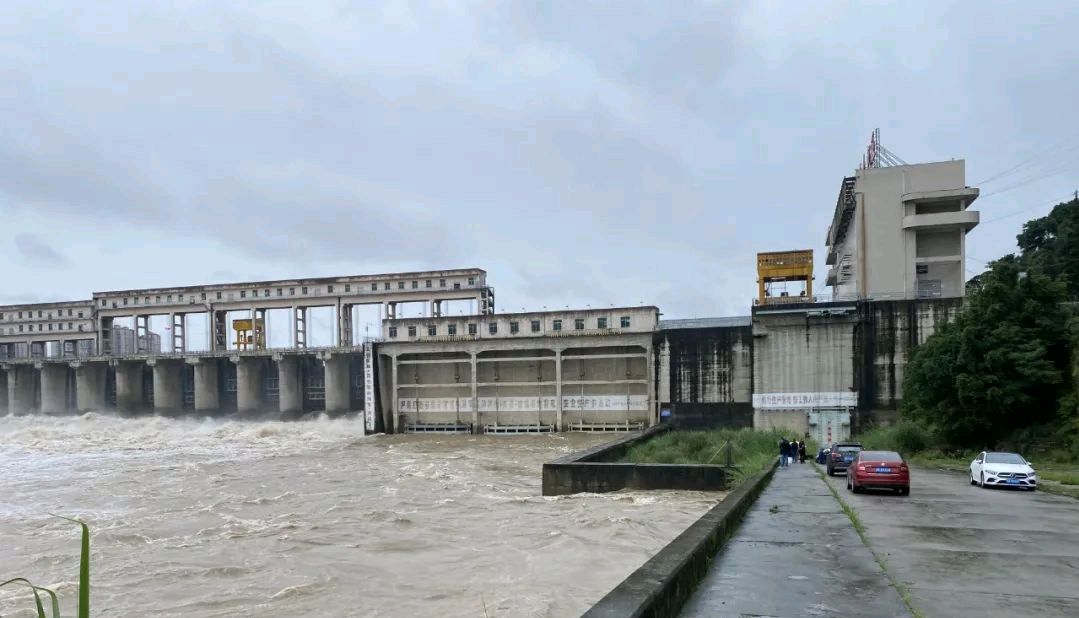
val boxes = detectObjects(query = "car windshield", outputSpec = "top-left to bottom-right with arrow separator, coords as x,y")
835,445 -> 861,453
985,452 -> 1026,465
860,451 -> 902,462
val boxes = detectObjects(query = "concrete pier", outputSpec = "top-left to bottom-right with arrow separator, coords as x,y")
73,361 -> 107,412
40,363 -> 69,414
6,365 -> 36,414
232,356 -> 263,414
114,361 -> 145,413
323,354 -> 351,415
0,369 -> 8,415
276,355 -> 302,416
150,359 -> 184,413
189,358 -> 220,413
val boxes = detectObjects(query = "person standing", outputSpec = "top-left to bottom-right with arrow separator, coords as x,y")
798,440 -> 807,464
779,438 -> 789,467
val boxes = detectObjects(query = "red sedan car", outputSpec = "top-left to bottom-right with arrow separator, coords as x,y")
846,450 -> 910,496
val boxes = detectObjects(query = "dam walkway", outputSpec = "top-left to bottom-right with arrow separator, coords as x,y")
680,460 -> 909,617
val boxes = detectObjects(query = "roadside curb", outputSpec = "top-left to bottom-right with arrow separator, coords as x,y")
580,459 -> 779,618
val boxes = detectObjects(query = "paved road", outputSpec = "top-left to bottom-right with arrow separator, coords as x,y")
681,462 -> 909,617
820,465 -> 1079,617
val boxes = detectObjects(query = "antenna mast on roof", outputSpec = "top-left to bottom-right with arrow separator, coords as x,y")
860,128 -> 907,169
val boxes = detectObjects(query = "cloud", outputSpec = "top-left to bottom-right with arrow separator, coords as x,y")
13,233 -> 70,268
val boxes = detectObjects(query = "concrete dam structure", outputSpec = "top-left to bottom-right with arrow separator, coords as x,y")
1,146 -> 979,436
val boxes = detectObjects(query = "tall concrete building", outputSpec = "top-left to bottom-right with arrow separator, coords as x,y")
825,160 -> 980,299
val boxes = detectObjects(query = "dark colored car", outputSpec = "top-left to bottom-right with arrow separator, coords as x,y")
816,447 -> 830,464
847,450 -> 910,495
825,442 -> 863,476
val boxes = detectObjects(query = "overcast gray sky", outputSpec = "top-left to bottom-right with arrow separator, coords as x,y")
3,1 -> 1078,321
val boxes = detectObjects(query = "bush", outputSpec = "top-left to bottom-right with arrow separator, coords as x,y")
857,420 -> 931,456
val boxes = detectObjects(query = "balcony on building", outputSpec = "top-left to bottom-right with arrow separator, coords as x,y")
901,187 -> 980,232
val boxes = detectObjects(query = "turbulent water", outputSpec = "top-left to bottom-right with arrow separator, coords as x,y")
0,414 -> 719,617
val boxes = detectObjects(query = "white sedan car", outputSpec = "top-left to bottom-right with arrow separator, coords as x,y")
969,451 -> 1037,490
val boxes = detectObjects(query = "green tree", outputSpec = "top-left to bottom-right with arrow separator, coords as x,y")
905,260 -> 1070,447
1016,197 -> 1079,296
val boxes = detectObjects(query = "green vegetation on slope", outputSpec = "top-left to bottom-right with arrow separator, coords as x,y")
620,428 -> 808,484
902,198 -> 1079,460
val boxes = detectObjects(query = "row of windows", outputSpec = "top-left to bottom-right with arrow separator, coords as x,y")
387,316 -> 632,338
0,309 -> 85,320
99,277 -> 481,308
4,322 -> 85,335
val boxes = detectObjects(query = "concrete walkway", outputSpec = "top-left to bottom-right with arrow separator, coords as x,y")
680,461 -> 909,617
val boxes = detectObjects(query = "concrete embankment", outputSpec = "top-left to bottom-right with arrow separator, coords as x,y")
581,460 -> 777,618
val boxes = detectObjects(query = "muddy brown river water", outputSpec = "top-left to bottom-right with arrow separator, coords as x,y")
0,414 -> 719,617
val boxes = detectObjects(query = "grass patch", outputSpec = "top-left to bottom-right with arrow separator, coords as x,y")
812,464 -> 924,618
620,428 -> 803,485
2,516 -> 89,618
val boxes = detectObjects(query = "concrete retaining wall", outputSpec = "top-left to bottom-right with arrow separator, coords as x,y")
581,462 -> 778,618
542,426 -> 731,496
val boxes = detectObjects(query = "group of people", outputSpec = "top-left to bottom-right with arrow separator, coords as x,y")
779,437 -> 806,467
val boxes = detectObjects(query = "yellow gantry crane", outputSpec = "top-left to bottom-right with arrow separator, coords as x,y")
233,318 -> 266,350
757,250 -> 814,305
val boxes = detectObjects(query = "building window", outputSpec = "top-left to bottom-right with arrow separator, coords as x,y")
448,324 -> 457,336
425,280 -> 432,288
468,277 -> 476,286
328,285 -> 334,293
372,283 -> 378,291
468,323 -> 477,335
344,284 -> 351,293
553,319 -> 562,331
439,279 -> 446,288
18,311 -> 22,318
216,292 -> 222,300
620,316 -> 631,328
19,325 -> 23,332
276,289 -> 282,297
598,317 -> 608,329
240,290 -> 247,299
302,287 -> 308,295
178,294 -> 184,302
156,296 -> 161,303
134,297 -> 139,305
48,324 -> 53,331
264,289 -> 270,297
510,321 -> 519,334
454,282 -> 461,290
123,298 -> 128,306
38,324 -> 43,331
78,312 -> 83,318
78,325 -> 84,332
38,310 -> 42,317
201,292 -> 207,300
389,326 -> 398,338
531,320 -> 540,333
385,282 -> 391,290
68,322 -> 73,330
427,325 -> 436,336
167,295 -> 172,302
68,309 -> 73,316
398,281 -> 405,290
412,281 -> 418,289
408,325 -> 417,337
574,318 -> 584,330
489,322 -> 498,335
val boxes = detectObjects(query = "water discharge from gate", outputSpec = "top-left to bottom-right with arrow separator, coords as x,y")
0,413 -> 718,617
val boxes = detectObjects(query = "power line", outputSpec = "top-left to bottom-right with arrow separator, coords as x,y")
973,139 -> 1079,186
979,192 -> 1076,226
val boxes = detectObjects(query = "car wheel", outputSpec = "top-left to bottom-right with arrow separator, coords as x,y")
899,486 -> 909,496
852,479 -> 862,493
979,472 -> 985,488
970,473 -> 976,486
846,476 -> 852,492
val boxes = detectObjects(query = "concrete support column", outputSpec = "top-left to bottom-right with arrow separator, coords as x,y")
113,361 -> 144,413
276,355 -> 301,416
149,358 -> 184,413
646,344 -> 656,427
339,303 -> 354,347
232,356 -> 263,414
188,358 -> 220,413
323,354 -> 350,415
40,363 -> 68,414
7,365 -> 36,414
470,352 -> 479,434
391,355 -> 400,433
555,349 -> 563,432
73,361 -> 107,412
0,369 -> 8,415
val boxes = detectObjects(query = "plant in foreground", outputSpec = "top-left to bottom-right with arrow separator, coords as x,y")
0,516 -> 89,618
